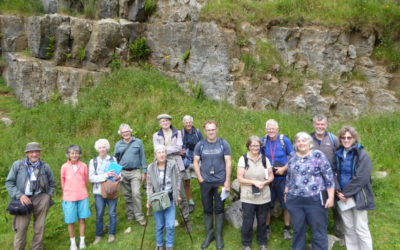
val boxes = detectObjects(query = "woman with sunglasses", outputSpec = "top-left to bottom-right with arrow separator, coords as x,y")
335,126 -> 375,250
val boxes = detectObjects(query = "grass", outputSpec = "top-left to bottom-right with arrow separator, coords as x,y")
0,0 -> 44,15
0,67 -> 399,249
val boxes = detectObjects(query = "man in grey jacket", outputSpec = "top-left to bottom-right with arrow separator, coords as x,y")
6,142 -> 56,250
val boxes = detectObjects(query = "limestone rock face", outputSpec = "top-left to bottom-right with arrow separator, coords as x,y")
97,0 -> 119,19
119,0 -> 147,21
3,53 -> 106,107
0,16 -> 27,53
41,0 -> 59,14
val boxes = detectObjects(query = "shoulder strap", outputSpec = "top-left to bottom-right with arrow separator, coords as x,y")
219,138 -> 224,152
162,162 -> 167,191
93,158 -> 98,175
261,154 -> 267,169
199,140 -> 205,158
194,128 -> 200,140
327,132 -> 336,148
279,134 -> 287,154
119,140 -> 135,161
243,154 -> 249,170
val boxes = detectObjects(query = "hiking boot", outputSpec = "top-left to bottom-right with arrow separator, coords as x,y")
259,245 -> 268,250
283,229 -> 292,240
215,213 -> 225,250
189,203 -> 195,213
201,214 -> 215,249
184,219 -> 192,233
92,237 -> 101,245
156,246 -> 164,250
138,219 -> 146,226
242,246 -> 251,250
266,227 -> 271,240
108,235 -> 115,243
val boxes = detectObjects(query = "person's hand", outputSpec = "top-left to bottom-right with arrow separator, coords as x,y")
106,170 -> 115,177
253,180 -> 264,189
141,173 -> 147,182
178,196 -> 182,204
146,203 -> 151,209
336,192 -> 347,202
198,177 -> 204,183
180,149 -> 186,156
325,197 -> 334,208
224,180 -> 231,191
113,174 -> 121,181
274,167 -> 286,175
20,195 -> 32,206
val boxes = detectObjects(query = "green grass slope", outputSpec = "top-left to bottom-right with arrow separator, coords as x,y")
0,67 -> 399,249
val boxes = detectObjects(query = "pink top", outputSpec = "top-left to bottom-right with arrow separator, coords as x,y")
61,160 -> 89,202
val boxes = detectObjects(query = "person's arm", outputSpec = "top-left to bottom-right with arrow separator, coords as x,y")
166,130 -> 183,155
265,158 -> 274,185
60,164 -> 66,191
5,162 -> 24,200
325,187 -> 335,208
342,150 -> 372,197
224,155 -> 232,191
174,163 -> 181,204
318,153 -> 335,207
193,155 -> 203,183
139,141 -> 147,182
146,165 -> 153,208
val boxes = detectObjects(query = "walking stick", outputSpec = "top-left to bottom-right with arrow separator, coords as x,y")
140,208 -> 150,250
178,204 -> 193,244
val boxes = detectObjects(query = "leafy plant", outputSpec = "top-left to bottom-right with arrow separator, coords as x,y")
182,50 -> 190,64
129,38 -> 151,61
144,0 -> 157,16
76,47 -> 86,61
108,52 -> 121,71
45,36 -> 56,58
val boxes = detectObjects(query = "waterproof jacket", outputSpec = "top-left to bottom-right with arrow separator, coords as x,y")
6,158 -> 56,200
335,144 -> 375,210
146,160 -> 180,205
153,126 -> 185,171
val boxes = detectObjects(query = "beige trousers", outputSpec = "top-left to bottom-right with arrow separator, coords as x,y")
121,169 -> 144,221
13,193 -> 51,250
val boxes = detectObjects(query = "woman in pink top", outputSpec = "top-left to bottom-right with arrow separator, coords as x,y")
61,145 -> 91,250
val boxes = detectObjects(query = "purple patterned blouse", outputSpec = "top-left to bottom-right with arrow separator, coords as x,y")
286,149 -> 334,197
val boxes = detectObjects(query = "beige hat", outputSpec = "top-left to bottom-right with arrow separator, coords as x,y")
25,142 -> 41,153
157,114 -> 172,120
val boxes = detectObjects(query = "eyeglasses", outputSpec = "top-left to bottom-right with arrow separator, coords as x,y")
340,136 -> 353,141
206,129 -> 216,132
249,145 -> 260,148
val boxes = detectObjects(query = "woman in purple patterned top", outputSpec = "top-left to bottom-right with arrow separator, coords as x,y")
284,132 -> 335,250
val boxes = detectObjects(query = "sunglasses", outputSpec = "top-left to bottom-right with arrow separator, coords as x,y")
340,136 -> 353,141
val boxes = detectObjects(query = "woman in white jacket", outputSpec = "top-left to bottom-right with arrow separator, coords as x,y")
89,139 -> 121,245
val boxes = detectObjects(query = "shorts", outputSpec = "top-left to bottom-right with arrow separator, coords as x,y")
62,198 -> 91,224
181,164 -> 197,180
270,178 -> 287,210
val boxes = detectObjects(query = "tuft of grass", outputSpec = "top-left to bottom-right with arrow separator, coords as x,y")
0,0 -> 44,15
129,38 -> 151,61
45,36 -> 56,59
108,51 -> 122,71
82,0 -> 98,19
144,0 -> 157,16
182,50 -> 190,64
76,47 -> 86,61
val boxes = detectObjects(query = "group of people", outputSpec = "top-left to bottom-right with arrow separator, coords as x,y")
5,114 -> 375,250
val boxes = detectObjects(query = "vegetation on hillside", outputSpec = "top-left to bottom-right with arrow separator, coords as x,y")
0,68 -> 399,249
201,0 -> 400,71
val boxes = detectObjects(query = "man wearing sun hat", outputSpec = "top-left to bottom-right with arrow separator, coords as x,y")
6,142 -> 56,250
153,114 -> 192,232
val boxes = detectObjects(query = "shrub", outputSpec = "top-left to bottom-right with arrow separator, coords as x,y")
129,38 -> 151,61
182,50 -> 190,64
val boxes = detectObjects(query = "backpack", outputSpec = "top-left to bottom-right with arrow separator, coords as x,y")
262,134 -> 288,155
93,157 -> 120,199
243,154 -> 267,170
327,132 -> 337,148
198,138 -> 225,159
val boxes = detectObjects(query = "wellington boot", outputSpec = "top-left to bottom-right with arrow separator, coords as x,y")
201,214 -> 215,249
215,213 -> 225,250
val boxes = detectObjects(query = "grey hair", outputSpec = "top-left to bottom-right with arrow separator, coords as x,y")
66,145 -> 82,158
154,144 -> 166,154
182,115 -> 194,123
293,132 -> 314,152
313,114 -> 328,124
265,119 -> 279,129
118,123 -> 132,135
94,139 -> 110,152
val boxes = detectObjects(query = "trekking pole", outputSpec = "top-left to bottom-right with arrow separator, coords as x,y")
140,208 -> 150,250
178,204 -> 193,243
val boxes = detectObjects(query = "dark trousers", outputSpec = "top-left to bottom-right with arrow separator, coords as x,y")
241,202 -> 269,247
286,194 -> 328,250
200,181 -> 224,215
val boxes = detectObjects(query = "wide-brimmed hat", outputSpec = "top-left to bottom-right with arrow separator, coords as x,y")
157,114 -> 172,120
25,142 -> 41,153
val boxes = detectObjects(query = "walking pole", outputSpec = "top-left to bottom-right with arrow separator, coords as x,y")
178,204 -> 193,244
140,208 -> 150,250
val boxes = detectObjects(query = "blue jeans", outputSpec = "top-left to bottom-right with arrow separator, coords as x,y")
286,194 -> 328,250
153,203 -> 176,248
95,194 -> 118,236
